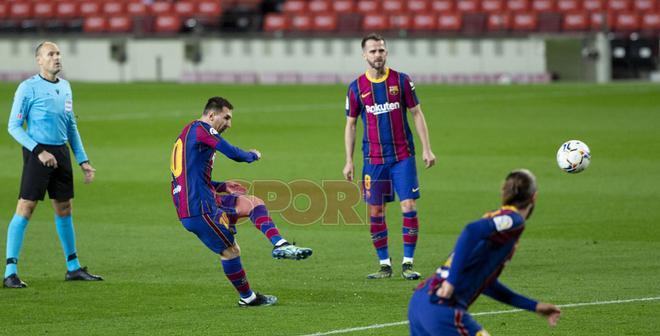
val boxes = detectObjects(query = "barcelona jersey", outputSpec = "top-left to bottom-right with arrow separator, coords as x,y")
346,68 -> 419,165
170,120 -> 258,219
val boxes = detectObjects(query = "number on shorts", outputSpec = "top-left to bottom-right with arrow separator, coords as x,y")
364,174 -> 371,190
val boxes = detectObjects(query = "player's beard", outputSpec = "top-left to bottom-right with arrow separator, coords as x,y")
368,58 -> 386,72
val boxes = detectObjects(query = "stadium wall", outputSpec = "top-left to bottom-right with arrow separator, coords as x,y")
0,37 -> 549,83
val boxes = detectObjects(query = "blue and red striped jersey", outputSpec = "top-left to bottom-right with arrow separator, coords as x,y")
170,120 -> 258,219
346,68 -> 419,164
422,206 -> 528,310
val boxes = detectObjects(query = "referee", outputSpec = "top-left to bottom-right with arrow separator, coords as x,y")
4,41 -> 102,288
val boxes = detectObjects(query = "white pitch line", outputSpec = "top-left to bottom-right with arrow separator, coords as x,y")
300,296 -> 660,336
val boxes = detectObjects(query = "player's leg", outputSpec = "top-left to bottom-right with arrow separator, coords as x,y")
217,194 -> 312,260
363,162 -> 394,279
182,210 -> 276,307
48,146 -> 102,281
391,157 -> 421,280
4,147 -> 50,288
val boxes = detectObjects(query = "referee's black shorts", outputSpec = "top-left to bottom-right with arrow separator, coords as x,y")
19,144 -> 74,201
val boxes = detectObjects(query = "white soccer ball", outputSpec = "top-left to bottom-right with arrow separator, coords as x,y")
556,140 -> 591,173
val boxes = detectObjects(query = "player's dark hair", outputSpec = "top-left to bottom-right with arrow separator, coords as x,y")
203,96 -> 233,116
502,169 -> 537,209
361,33 -> 386,49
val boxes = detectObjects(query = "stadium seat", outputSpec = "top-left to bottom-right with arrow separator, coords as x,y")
456,0 -> 480,13
608,0 -> 633,11
583,0 -> 606,11
437,12 -> 463,31
34,3 -> 55,19
10,2 -> 32,20
590,12 -> 614,30
382,0 -> 405,13
283,0 -> 307,14
175,2 -> 196,17
103,2 -> 125,16
481,0 -> 505,13
332,0 -> 356,14
290,14 -> 313,32
197,1 -> 222,18
308,0 -> 331,13
557,0 -> 581,12
150,2 -> 173,15
512,12 -> 538,31
390,14 -> 413,30
0,3 -> 8,20
507,0 -> 531,12
641,12 -> 660,31
108,15 -> 132,33
412,13 -> 437,30
562,11 -> 590,31
362,13 -> 389,31
357,0 -> 381,13
55,2 -> 80,20
633,0 -> 657,11
538,12 -> 562,32
430,0 -> 455,13
154,14 -> 181,33
312,13 -> 338,32
614,12 -> 640,31
407,0 -> 430,13
487,12 -> 512,32
83,16 -> 107,33
263,13 -> 289,32
462,13 -> 486,34
80,2 -> 102,17
532,0 -> 557,12
126,2 -> 148,17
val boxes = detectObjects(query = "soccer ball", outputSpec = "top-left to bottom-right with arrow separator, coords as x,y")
556,140 -> 591,173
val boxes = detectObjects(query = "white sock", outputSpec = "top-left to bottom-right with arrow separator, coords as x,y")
379,258 -> 391,266
241,292 -> 257,303
274,239 -> 288,247
402,257 -> 414,264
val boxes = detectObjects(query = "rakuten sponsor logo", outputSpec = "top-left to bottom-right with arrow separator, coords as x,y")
365,102 -> 400,115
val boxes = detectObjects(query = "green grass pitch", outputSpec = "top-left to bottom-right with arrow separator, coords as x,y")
0,82 -> 659,335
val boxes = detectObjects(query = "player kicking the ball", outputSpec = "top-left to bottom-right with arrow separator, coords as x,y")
170,97 -> 311,307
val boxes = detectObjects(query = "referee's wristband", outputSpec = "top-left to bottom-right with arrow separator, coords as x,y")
79,160 -> 90,166
33,144 -> 45,155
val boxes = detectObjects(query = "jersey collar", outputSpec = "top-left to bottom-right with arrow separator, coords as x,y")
365,67 -> 390,83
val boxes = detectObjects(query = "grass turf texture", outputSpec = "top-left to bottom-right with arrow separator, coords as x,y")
0,82 -> 659,335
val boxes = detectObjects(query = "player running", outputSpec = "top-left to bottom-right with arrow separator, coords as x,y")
343,33 -> 436,280
170,97 -> 311,307
408,169 -> 561,335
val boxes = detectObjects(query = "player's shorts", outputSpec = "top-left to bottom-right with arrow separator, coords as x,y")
362,156 -> 420,205
180,209 -> 235,254
408,286 -> 488,336
19,144 -> 74,201
214,194 -> 240,225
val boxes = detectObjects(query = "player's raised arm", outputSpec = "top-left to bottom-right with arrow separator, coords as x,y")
216,137 -> 259,163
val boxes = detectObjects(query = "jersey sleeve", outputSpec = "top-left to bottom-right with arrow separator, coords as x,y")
483,280 -> 538,312
402,74 -> 420,109
7,82 -> 38,151
345,84 -> 360,118
65,88 -> 89,164
195,125 -> 258,163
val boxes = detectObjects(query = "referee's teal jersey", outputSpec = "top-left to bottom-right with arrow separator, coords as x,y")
8,75 -> 88,164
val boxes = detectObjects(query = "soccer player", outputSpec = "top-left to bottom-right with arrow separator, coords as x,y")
171,97 -> 310,307
213,183 -> 313,260
408,169 -> 561,335
343,33 -> 436,280
4,41 -> 102,288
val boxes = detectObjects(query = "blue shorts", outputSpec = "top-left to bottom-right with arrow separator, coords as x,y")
408,287 -> 487,336
181,209 -> 235,254
362,156 -> 420,205
215,193 -> 240,224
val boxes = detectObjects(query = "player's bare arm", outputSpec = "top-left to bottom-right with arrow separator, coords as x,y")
343,117 -> 357,181
536,302 -> 561,326
409,105 -> 436,168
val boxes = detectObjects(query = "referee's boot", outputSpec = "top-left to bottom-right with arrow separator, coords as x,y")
238,292 -> 278,307
272,242 -> 313,260
65,266 -> 104,281
401,262 -> 421,280
3,274 -> 27,288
